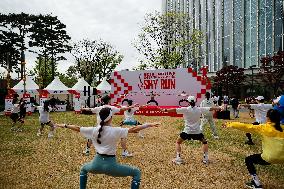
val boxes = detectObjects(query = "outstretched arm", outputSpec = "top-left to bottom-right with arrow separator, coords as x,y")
128,122 -> 160,133
161,108 -> 177,113
56,124 -> 81,132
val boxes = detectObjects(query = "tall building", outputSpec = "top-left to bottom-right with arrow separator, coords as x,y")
162,0 -> 284,72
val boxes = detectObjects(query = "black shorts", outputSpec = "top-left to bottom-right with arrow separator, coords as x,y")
180,132 -> 205,141
41,121 -> 51,126
10,113 -> 19,122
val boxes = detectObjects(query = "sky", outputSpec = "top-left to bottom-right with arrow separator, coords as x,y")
0,0 -> 161,78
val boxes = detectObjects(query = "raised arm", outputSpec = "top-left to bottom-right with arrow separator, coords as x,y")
128,122 -> 160,133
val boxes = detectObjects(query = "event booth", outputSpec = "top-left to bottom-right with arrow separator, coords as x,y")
71,78 -> 95,112
96,78 -> 111,94
5,76 -> 39,115
42,76 -> 71,112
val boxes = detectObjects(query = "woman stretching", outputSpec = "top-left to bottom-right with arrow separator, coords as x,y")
120,100 -> 144,138
162,96 -> 220,164
57,107 -> 159,189
37,100 -> 56,138
223,109 -> 284,189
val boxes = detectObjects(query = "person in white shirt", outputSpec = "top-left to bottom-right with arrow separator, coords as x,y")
178,91 -> 189,106
10,98 -> 24,132
56,107 -> 159,189
120,99 -> 144,138
162,96 -> 220,165
200,92 -> 219,139
241,96 -> 273,145
81,95 -> 137,157
37,100 -> 56,138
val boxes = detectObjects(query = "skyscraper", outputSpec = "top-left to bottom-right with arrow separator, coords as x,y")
162,0 -> 284,72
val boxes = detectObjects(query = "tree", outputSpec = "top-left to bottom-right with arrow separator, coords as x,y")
58,66 -> 79,88
28,56 -> 55,88
0,13 -> 31,74
71,39 -> 123,85
29,14 -> 72,80
134,11 -> 204,69
259,51 -> 284,96
213,65 -> 246,96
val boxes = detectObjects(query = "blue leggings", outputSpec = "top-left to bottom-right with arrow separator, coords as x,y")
80,154 -> 141,189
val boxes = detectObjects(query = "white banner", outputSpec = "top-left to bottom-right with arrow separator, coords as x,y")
110,68 -> 211,106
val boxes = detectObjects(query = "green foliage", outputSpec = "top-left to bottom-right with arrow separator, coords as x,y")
28,57 -> 55,88
71,39 -> 123,85
58,66 -> 79,88
134,11 -> 204,70
0,13 -> 71,79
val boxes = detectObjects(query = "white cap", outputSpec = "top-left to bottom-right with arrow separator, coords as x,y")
273,96 -> 281,104
255,96 -> 264,101
187,96 -> 196,102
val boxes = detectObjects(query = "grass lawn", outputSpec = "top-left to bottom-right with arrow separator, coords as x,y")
0,111 -> 284,189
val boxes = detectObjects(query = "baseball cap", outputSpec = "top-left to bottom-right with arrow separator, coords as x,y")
187,96 -> 196,102
255,96 -> 264,101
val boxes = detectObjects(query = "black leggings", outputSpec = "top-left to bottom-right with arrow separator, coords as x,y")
245,154 -> 270,175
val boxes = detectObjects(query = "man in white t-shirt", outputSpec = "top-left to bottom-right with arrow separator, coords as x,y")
81,95 -> 137,157
162,96 -> 220,165
200,92 -> 219,139
241,96 -> 273,145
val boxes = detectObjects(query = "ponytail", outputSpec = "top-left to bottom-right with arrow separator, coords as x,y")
127,100 -> 133,113
97,107 -> 112,144
267,109 -> 283,132
97,120 -> 104,144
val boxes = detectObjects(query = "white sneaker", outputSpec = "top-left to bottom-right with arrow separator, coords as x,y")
122,150 -> 133,158
83,148 -> 90,156
213,135 -> 219,139
17,128 -> 23,132
48,131 -> 54,138
138,132 -> 144,138
11,127 -> 16,131
37,131 -> 43,136
172,157 -> 184,165
202,159 -> 209,164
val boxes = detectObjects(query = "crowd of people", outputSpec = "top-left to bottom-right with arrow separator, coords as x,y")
8,93 -> 284,189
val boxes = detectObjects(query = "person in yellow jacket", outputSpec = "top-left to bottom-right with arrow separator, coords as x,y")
223,109 -> 284,189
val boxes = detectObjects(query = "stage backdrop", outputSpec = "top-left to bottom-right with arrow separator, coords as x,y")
110,67 -> 211,106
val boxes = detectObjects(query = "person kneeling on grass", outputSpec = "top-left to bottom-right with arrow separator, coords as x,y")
120,99 -> 144,138
223,109 -> 284,189
162,96 -> 221,165
56,107 -> 160,189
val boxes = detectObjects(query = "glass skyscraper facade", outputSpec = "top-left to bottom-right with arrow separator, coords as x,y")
162,0 -> 284,72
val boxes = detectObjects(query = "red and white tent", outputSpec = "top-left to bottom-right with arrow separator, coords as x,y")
72,78 -> 90,94
96,78 -> 111,93
11,76 -> 39,94
43,76 -> 70,94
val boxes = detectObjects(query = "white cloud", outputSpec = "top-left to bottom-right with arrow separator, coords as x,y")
0,0 -> 161,78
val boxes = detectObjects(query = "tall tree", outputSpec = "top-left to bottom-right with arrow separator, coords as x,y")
213,65 -> 246,96
259,51 -> 284,96
28,56 -> 55,89
0,13 -> 32,74
58,65 -> 79,88
134,11 -> 204,69
29,14 -> 71,80
71,39 -> 123,85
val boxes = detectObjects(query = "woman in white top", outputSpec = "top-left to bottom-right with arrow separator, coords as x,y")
57,107 -> 159,189
162,96 -> 220,165
10,98 -> 23,131
120,99 -> 144,138
37,100 -> 56,138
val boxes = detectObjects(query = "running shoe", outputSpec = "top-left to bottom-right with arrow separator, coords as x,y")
122,150 -> 133,158
212,134 -> 219,139
48,131 -> 54,138
83,148 -> 90,156
245,180 -> 263,189
172,157 -> 184,165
